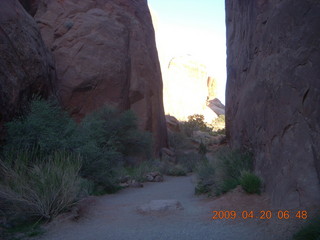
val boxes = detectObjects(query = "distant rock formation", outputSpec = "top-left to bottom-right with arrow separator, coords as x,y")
31,0 -> 167,153
207,76 -> 217,101
0,0 -> 54,136
207,98 -> 225,116
163,55 -> 217,122
226,0 -> 320,208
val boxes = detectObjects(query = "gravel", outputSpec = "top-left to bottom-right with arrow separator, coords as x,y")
36,175 -> 295,240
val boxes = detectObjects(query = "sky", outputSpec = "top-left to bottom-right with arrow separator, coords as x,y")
148,0 -> 227,103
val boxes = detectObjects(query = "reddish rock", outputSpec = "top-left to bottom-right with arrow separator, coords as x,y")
0,0 -> 54,137
33,0 -> 167,153
226,0 -> 320,208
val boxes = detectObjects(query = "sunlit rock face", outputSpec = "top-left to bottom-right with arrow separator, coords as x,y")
207,98 -> 225,116
207,76 -> 218,101
163,55 -> 217,123
226,0 -> 320,208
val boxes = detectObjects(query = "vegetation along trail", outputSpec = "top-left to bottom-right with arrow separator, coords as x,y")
37,175 -> 300,240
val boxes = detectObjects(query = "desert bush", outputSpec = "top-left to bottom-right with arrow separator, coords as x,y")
217,149 -> 253,181
125,159 -> 161,182
3,99 -> 153,192
166,164 -> 187,176
181,114 -> 212,137
212,114 -> 225,127
168,131 -> 190,149
195,159 -> 215,195
214,149 -> 253,195
80,149 -> 123,193
195,148 -> 256,196
4,98 -> 78,154
78,106 -> 152,190
240,171 -> 262,194
293,217 -> 320,240
80,106 -> 152,157
176,151 -> 200,173
198,141 -> 207,158
0,150 -> 86,220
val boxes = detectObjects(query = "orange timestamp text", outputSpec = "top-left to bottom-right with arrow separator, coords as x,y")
212,210 -> 308,220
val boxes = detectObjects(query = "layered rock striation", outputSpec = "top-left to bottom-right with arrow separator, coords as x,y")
226,0 -> 320,208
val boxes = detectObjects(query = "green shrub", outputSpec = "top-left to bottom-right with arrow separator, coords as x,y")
209,115 -> 226,135
3,99 -> 153,194
212,115 -> 225,126
195,148 -> 255,196
4,99 -> 78,154
210,128 -> 226,136
195,183 -> 212,195
167,164 -> 187,176
168,131 -> 190,149
81,106 -> 152,157
240,171 -> 262,194
217,149 -> 253,181
0,150 -> 86,220
215,178 -> 240,196
78,106 -> 153,190
125,160 -> 161,182
293,217 -> 320,240
198,141 -> 207,158
176,151 -> 200,173
1,218 -> 45,240
214,149 -> 253,195
80,149 -> 123,193
181,114 -> 212,137
195,159 -> 215,195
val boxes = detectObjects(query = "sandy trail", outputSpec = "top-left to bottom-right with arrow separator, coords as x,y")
37,175 -> 300,240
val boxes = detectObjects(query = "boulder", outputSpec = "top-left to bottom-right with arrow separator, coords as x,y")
145,171 -> 164,182
137,200 -> 183,214
165,115 -> 180,132
0,0 -> 54,137
154,175 -> 164,182
225,0 -> 320,208
207,98 -> 225,116
160,147 -> 176,164
32,0 -> 167,154
128,180 -> 143,188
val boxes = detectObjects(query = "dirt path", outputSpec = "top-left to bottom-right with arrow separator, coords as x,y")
37,175 -> 301,240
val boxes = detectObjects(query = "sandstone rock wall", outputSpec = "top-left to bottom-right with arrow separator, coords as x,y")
226,0 -> 320,208
32,0 -> 167,153
0,0 -> 54,136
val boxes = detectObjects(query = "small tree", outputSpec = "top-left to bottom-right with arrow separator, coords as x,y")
181,114 -> 211,137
